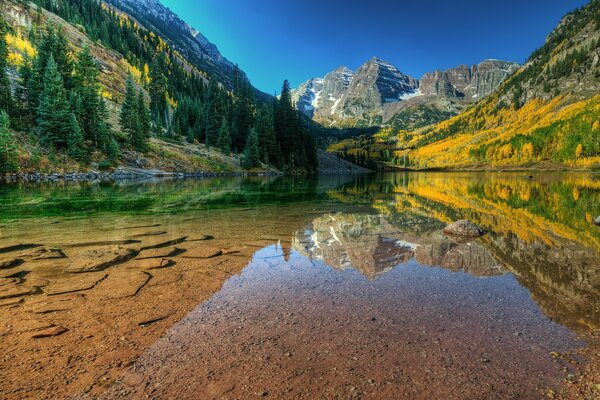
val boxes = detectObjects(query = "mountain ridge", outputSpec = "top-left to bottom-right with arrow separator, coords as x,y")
292,57 -> 519,129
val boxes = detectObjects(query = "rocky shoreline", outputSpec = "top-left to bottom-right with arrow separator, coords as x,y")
0,167 -> 284,183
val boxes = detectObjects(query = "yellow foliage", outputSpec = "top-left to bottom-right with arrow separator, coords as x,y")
575,143 -> 583,158
167,94 -> 177,109
499,144 -> 513,159
402,94 -> 600,169
7,52 -> 24,67
143,63 -> 151,85
5,32 -> 36,58
592,120 -> 599,131
101,91 -> 113,100
521,143 -> 534,160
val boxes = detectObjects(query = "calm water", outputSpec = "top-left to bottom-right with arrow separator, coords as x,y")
0,172 -> 598,399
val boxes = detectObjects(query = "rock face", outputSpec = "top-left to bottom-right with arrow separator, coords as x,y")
291,58 -> 518,128
291,67 -> 354,119
420,60 -> 519,101
443,220 -> 487,238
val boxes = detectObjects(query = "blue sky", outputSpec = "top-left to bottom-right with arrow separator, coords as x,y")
161,0 -> 589,94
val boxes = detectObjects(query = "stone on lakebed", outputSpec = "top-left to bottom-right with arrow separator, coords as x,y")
443,220 -> 487,238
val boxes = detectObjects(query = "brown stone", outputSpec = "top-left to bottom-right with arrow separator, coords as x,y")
31,326 -> 68,338
137,247 -> 182,259
182,247 -> 223,259
0,285 -> 38,300
65,248 -> 138,273
45,273 -> 108,295
125,258 -> 175,270
443,220 -> 487,238
93,270 -> 151,299
0,258 -> 24,269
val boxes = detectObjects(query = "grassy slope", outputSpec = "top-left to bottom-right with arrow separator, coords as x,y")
2,0 -> 268,174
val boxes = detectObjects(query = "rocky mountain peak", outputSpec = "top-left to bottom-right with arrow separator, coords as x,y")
291,56 -> 518,128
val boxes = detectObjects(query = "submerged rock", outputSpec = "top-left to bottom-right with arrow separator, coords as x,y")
31,326 -> 68,338
443,220 -> 487,238
0,258 -> 24,269
65,248 -> 138,273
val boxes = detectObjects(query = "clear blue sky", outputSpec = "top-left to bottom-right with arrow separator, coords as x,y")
161,0 -> 588,94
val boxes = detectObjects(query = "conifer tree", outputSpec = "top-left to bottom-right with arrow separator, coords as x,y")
53,27 -> 73,90
0,112 -> 18,173
120,75 -> 147,151
256,104 -> 278,164
73,45 -> 105,146
0,17 -> 13,116
138,89 -> 151,139
66,113 -> 87,161
37,55 -> 71,148
243,127 -> 260,168
218,116 -> 231,154
149,58 -> 168,129
120,74 -> 138,136
204,77 -> 223,147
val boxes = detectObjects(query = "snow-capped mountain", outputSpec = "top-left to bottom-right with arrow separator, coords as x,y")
292,57 -> 518,128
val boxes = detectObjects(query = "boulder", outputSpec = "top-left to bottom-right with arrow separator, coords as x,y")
594,216 -> 600,226
443,220 -> 486,238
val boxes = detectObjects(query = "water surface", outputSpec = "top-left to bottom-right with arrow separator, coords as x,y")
0,173 -> 598,399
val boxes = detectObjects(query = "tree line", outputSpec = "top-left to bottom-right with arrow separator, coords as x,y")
0,0 -> 318,173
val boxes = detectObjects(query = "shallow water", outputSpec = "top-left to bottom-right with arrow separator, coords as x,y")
0,172 -> 598,399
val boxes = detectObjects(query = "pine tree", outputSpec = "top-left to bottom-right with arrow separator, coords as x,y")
120,75 -> 147,151
218,116 -> 231,154
137,89 -> 151,139
52,27 -> 73,90
73,45 -> 105,147
243,127 -> 260,169
0,112 -> 18,173
274,80 -> 300,168
256,104 -> 278,164
204,77 -> 223,147
149,58 -> 168,129
0,17 -> 13,116
37,55 -> 71,148
67,113 -> 87,162
120,74 -> 138,136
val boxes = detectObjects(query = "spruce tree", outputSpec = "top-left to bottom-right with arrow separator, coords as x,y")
243,127 -> 260,169
149,58 -> 168,129
67,113 -> 87,162
120,75 -> 147,152
256,104 -> 278,164
120,74 -> 138,136
274,80 -> 298,168
37,55 -> 71,148
0,112 -> 18,173
218,116 -> 231,154
52,27 -> 73,90
137,89 -> 151,139
27,22 -> 56,114
0,17 -> 13,116
73,45 -> 105,146
204,77 -> 223,147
